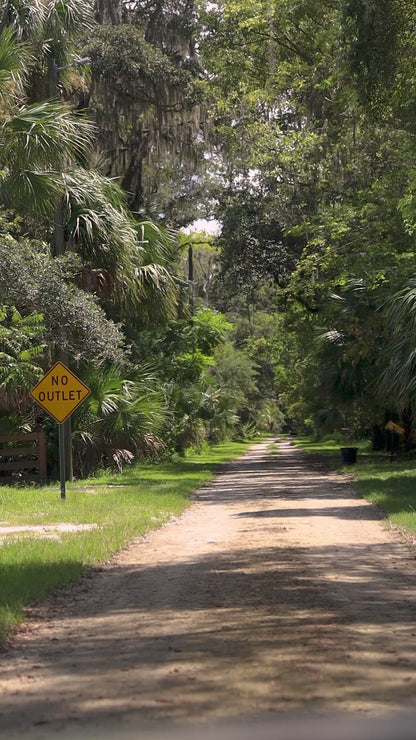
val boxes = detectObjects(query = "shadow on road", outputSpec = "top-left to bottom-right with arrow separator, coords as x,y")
1,439 -> 416,733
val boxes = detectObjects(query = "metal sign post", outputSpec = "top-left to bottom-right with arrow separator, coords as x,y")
58,423 -> 66,500
30,362 -> 90,500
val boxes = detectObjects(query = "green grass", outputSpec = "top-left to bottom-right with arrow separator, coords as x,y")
0,439 -> 252,645
293,435 -> 416,544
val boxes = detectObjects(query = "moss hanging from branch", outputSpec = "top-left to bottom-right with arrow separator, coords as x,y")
86,2 -> 204,215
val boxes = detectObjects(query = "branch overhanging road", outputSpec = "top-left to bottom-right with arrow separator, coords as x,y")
1,438 -> 416,739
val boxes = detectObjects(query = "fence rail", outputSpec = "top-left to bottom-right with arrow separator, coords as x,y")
0,432 -> 47,484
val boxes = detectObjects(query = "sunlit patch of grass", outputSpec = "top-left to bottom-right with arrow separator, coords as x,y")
354,457 -> 416,538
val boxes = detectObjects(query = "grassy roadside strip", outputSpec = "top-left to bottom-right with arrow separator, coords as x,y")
292,436 -> 416,546
0,439 -> 254,646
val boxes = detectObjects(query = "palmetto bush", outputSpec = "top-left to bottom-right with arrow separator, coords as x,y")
71,365 -> 166,476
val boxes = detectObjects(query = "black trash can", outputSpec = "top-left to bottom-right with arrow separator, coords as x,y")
340,447 -> 358,464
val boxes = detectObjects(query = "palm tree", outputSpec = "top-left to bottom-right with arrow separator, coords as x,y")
0,0 -> 46,42
1,102 -> 94,219
0,0 -> 93,62
60,169 -> 179,322
0,23 -> 179,321
0,26 -> 94,218
0,3 -> 180,472
0,0 -> 93,104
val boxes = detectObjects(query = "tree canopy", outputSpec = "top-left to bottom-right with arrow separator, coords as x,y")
3,0 -> 416,470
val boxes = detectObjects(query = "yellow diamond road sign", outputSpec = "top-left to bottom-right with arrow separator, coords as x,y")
30,361 -> 91,424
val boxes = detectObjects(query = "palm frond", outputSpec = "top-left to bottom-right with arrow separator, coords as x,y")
136,220 -> 180,267
1,168 -> 60,214
0,102 -> 94,214
0,1 -> 46,42
44,0 -> 94,37
3,101 -> 93,167
63,169 -> 141,300
0,26 -> 28,97
42,0 -> 94,60
80,364 -> 166,450
123,263 -> 178,323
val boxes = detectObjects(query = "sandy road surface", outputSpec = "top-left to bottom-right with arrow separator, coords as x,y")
1,438 -> 416,738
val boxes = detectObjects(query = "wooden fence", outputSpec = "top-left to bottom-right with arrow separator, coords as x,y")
0,432 -> 47,484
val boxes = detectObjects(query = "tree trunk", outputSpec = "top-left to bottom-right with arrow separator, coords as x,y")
94,0 -> 122,25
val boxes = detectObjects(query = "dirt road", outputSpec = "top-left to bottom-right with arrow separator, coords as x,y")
1,438 -> 416,738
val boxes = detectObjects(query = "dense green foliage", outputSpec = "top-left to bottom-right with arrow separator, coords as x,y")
3,0 -> 416,471
0,0 -> 277,477
199,0 -> 416,442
